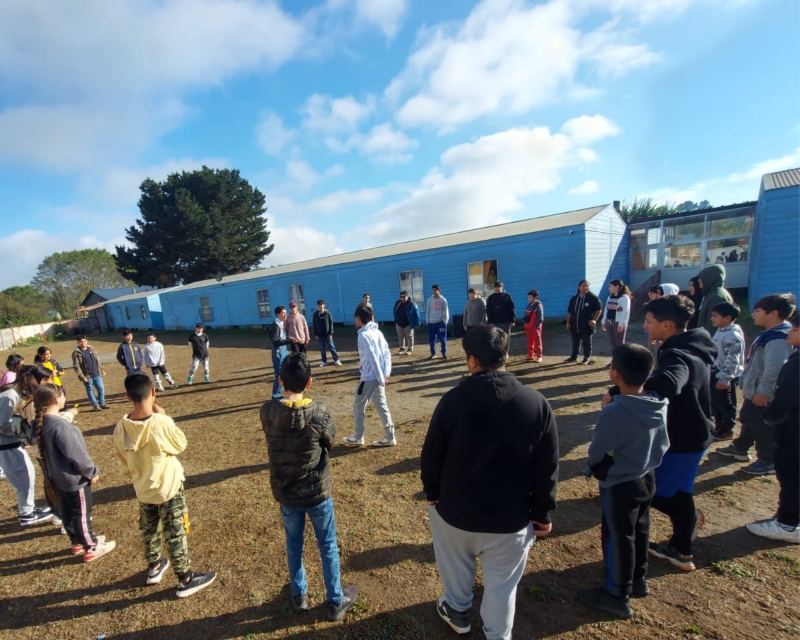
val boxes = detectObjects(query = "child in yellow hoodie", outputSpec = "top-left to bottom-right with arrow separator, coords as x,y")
114,373 -> 216,598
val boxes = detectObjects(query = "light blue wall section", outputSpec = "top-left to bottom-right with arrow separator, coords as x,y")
106,293 -> 164,332
748,184 -> 800,309
584,206 -> 629,301
157,220 -> 593,329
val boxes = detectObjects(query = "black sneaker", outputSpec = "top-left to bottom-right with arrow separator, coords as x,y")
564,356 -> 578,363
577,587 -> 632,619
581,358 -> 591,365
441,354 -> 448,360
100,404 -> 111,410
292,592 -> 309,612
176,571 -> 216,598
146,558 -> 170,585
631,578 -> 650,598
436,596 -> 471,634
19,507 -> 54,527
328,585 -> 358,621
648,543 -> 696,571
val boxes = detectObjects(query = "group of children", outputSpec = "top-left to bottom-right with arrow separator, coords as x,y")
1,286 -> 797,629
580,292 -> 798,619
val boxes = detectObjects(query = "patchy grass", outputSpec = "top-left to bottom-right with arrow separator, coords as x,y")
712,560 -> 755,579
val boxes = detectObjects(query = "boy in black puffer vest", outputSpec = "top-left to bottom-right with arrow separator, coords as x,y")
259,353 -> 357,621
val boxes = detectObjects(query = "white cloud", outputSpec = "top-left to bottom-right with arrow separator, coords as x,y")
345,115 -> 619,245
0,0 -> 304,170
285,160 -> 345,190
302,94 -> 375,134
568,180 -> 600,195
726,148 -> 800,183
0,229 -> 126,290
256,112 -> 297,158
264,224 -> 344,268
388,0 -> 666,132
561,115 -> 621,145
328,122 -> 419,164
353,0 -> 409,38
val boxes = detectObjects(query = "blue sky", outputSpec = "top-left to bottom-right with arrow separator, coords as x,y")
0,0 -> 797,289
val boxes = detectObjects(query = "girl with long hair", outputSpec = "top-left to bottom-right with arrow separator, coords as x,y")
602,279 -> 633,362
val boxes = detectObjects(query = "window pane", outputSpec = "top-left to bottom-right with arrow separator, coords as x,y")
632,247 -> 658,270
399,270 -> 424,306
630,228 -> 647,248
708,213 -> 754,238
664,243 -> 701,269
256,289 -> 271,319
140,305 -> 146,319
706,237 -> 749,264
664,216 -> 704,242
289,285 -> 305,315
467,260 -> 498,297
646,227 -> 661,244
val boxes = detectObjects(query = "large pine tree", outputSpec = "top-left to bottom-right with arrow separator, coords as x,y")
115,166 -> 274,286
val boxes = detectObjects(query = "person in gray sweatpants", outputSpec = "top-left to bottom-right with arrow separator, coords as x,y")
421,325 -> 559,639
342,306 -> 396,448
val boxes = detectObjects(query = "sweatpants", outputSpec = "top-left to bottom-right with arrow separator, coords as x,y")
733,399 -> 774,465
60,485 -> 98,550
604,321 -> 627,352
188,357 -> 209,378
353,380 -> 395,442
428,505 -> 534,640
139,486 -> 191,578
149,365 -> 175,390
396,325 -> 414,351
570,328 -> 594,359
600,471 -> 655,598
775,423 -> 800,528
711,375 -> 738,431
0,446 -> 36,516
427,322 -> 447,355
651,451 -> 705,555
525,325 -> 542,358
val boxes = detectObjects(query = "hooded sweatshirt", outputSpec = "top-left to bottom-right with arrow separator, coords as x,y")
260,397 -> 335,508
116,340 -> 143,371
421,370 -> 559,533
643,329 -> 718,453
585,393 -> 670,488
113,413 -> 186,504
660,283 -> 680,296
463,297 -> 487,327
712,324 -> 745,384
0,388 -> 21,448
764,350 -> 799,431
357,321 -> 392,383
739,322 -> 792,401
143,341 -> 166,368
40,413 -> 98,492
696,265 -> 733,334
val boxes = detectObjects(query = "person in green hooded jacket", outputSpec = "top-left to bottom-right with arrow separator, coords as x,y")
696,265 -> 734,334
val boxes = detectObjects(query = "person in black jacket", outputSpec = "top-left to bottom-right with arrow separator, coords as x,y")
746,311 -> 799,544
259,354 -> 358,620
605,295 -> 717,571
566,280 -> 602,364
422,325 -> 559,638
187,323 -> 210,384
312,300 -> 342,367
116,329 -> 143,376
486,281 -> 516,335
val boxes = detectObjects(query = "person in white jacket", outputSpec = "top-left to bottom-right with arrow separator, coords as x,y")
143,334 -> 178,392
602,280 -> 633,360
342,306 -> 396,448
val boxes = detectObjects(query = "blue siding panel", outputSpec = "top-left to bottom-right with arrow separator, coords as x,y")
158,223 -> 590,328
749,184 -> 800,308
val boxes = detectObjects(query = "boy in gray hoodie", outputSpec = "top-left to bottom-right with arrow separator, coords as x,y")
579,344 -> 669,619
710,302 -> 745,440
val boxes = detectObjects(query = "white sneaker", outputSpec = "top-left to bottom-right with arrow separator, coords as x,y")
398,349 -> 407,355
319,362 -> 328,367
372,437 -> 397,447
334,360 -> 343,366
342,435 -> 364,446
533,356 -> 543,363
746,519 -> 800,544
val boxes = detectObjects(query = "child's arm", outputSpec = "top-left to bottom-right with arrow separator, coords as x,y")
617,296 -> 630,328
55,424 -> 98,481
114,429 -> 133,479
72,351 -> 87,382
755,340 -> 792,399
717,335 -> 744,385
116,344 -> 126,367
535,301 -> 544,328
764,357 -> 799,426
644,353 -> 690,399
361,336 -> 386,383
421,400 -> 448,503
159,418 -> 188,455
319,408 -> 335,451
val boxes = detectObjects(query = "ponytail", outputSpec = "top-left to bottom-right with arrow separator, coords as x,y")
610,279 -> 632,298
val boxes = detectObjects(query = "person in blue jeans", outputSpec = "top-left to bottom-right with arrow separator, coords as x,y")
267,307 -> 292,399
71,335 -> 108,411
425,284 -> 450,360
312,300 -> 343,367
259,353 -> 358,620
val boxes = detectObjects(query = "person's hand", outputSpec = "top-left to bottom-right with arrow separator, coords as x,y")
463,326 -> 468,332
23,445 -> 31,450
715,382 -> 729,390
66,408 -> 78,417
531,521 -> 552,537
752,393 -> 770,407
327,334 -> 333,340
601,324 -> 606,331
153,403 -> 166,414
511,321 -> 516,327
427,500 -> 438,505
588,319 -> 596,328
90,475 -> 99,485
314,335 -> 319,340
617,325 -> 624,334
565,322 -> 571,332
601,392 -> 613,408
384,377 -> 390,385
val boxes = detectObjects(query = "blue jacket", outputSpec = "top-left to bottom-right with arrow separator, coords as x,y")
394,299 -> 420,329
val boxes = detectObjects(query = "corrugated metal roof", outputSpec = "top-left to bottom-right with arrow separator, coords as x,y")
169,204 -> 611,293
105,286 -> 182,305
763,168 -> 800,191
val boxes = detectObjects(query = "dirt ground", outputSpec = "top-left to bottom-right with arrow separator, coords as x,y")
1,322 -> 798,640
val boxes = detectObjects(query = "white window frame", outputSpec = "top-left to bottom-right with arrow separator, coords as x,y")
399,269 -> 424,306
199,296 -> 214,322
289,284 -> 306,315
256,289 -> 272,319
467,260 -> 499,298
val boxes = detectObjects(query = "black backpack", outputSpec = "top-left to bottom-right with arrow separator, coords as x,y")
11,414 -> 37,446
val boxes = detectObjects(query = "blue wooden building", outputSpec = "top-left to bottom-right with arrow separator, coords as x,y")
748,168 -> 800,308
104,287 -> 178,331
140,203 -> 628,329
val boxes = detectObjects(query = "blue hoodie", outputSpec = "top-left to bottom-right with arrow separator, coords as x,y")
585,392 -> 670,488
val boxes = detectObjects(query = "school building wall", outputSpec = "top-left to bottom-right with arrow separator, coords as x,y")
748,183 -> 800,309
584,207 -> 630,303
156,216 -> 611,329
106,293 -> 167,332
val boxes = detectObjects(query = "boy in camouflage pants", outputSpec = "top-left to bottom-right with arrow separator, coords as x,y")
114,373 -> 216,598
